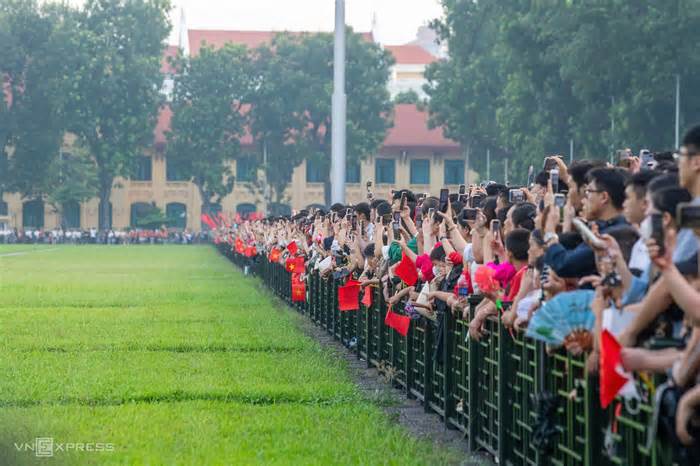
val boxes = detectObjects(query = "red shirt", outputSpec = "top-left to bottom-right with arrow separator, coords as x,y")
504,265 -> 528,303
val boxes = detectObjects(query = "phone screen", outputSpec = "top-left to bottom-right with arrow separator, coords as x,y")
550,169 -> 559,193
400,193 -> 407,210
464,209 -> 477,221
491,220 -> 500,235
439,189 -> 449,213
459,184 -> 466,195
651,213 -> 665,256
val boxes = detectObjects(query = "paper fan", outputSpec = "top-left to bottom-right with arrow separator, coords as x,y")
474,265 -> 500,294
526,290 -> 595,346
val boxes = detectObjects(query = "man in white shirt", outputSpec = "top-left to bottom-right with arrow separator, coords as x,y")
622,170 -> 658,275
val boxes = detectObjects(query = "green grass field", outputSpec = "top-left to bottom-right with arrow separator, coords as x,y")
0,245 -> 460,465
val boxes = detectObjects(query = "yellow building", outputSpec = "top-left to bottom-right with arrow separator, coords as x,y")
1,30 -> 468,232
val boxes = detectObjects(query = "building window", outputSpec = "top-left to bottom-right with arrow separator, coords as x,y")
0,201 -> 7,216
130,202 -> 154,228
133,156 -> 152,181
63,201 -> 81,229
375,158 -> 395,184
236,156 -> 257,183
444,159 -> 464,185
346,160 -> 360,183
166,202 -> 187,229
166,158 -> 189,182
99,201 -> 113,230
306,159 -> 325,183
236,203 -> 257,217
22,200 -> 44,228
410,159 -> 430,185
269,203 -> 291,217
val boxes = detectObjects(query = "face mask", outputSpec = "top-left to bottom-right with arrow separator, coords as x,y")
432,266 -> 440,277
639,216 -> 653,241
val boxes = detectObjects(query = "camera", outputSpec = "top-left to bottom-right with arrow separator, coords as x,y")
509,189 -> 525,204
676,203 -> 700,229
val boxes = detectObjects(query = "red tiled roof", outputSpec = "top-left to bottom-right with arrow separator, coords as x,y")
384,104 -> 459,149
188,29 -> 374,56
161,45 -> 179,74
384,45 -> 436,66
156,104 -> 457,150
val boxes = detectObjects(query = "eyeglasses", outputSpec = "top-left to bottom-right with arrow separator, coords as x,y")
584,188 -> 604,196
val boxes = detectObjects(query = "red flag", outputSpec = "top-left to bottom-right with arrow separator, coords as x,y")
291,274 -> 306,302
599,329 -> 629,408
287,241 -> 298,255
361,286 -> 373,307
244,245 -> 256,257
235,238 -> 244,254
338,280 -> 361,311
294,256 -> 305,272
395,252 -> 418,286
200,214 -> 217,229
285,257 -> 296,273
385,309 -> 410,336
269,248 -> 281,263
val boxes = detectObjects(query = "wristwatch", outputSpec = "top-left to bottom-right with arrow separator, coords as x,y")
543,232 -> 558,246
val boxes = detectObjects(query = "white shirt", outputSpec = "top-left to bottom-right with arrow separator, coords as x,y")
628,237 -> 650,273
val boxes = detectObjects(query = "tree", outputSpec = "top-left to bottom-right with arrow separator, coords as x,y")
427,0 -> 700,183
0,0 -> 67,200
270,30 -> 394,205
246,41 -> 307,207
167,43 -> 254,215
43,149 -> 99,229
60,0 -> 171,229
394,89 -> 422,106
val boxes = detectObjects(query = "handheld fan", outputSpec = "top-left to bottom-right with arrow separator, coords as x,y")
526,290 -> 595,346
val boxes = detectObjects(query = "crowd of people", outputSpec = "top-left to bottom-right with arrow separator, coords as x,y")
219,125 -> 700,463
0,228 -> 210,245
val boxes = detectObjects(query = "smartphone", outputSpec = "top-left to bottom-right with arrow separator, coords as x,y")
509,189 -> 525,204
572,218 -> 606,249
366,180 -> 373,200
382,214 -> 391,226
351,215 -> 357,230
491,219 -> 500,235
459,184 -> 466,195
554,193 -> 566,209
400,193 -> 407,210
527,165 -> 535,187
439,188 -> 449,213
463,209 -> 478,221
470,193 -> 485,208
550,168 -> 560,193
651,213 -> 665,256
392,212 -> 401,234
544,155 -> 561,171
677,203 -> 700,229
617,149 -> 632,168
346,208 -> 352,219
428,208 -> 435,219
640,150 -> 654,169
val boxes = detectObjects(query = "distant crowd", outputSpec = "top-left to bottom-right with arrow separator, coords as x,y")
0,228 -> 211,245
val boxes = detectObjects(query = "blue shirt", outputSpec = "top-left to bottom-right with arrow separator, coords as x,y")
544,216 -> 629,279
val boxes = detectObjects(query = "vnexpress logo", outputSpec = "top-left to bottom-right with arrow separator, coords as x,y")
35,437 -> 54,457
14,437 -> 115,457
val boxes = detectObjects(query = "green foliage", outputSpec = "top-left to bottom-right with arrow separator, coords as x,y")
394,89 -> 425,109
265,30 -> 394,204
167,44 -> 253,213
427,0 -> 700,183
43,149 -> 99,227
0,0 -> 67,197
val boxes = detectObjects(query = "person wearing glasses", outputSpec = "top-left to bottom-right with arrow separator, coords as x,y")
542,167 -> 630,279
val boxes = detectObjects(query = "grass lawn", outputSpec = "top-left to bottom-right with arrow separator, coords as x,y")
0,245 -> 461,465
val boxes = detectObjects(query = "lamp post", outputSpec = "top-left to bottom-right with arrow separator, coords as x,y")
330,0 -> 347,205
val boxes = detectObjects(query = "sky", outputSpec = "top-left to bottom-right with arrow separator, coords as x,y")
66,0 -> 445,46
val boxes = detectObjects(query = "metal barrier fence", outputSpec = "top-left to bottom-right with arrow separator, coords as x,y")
220,246 -> 672,466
